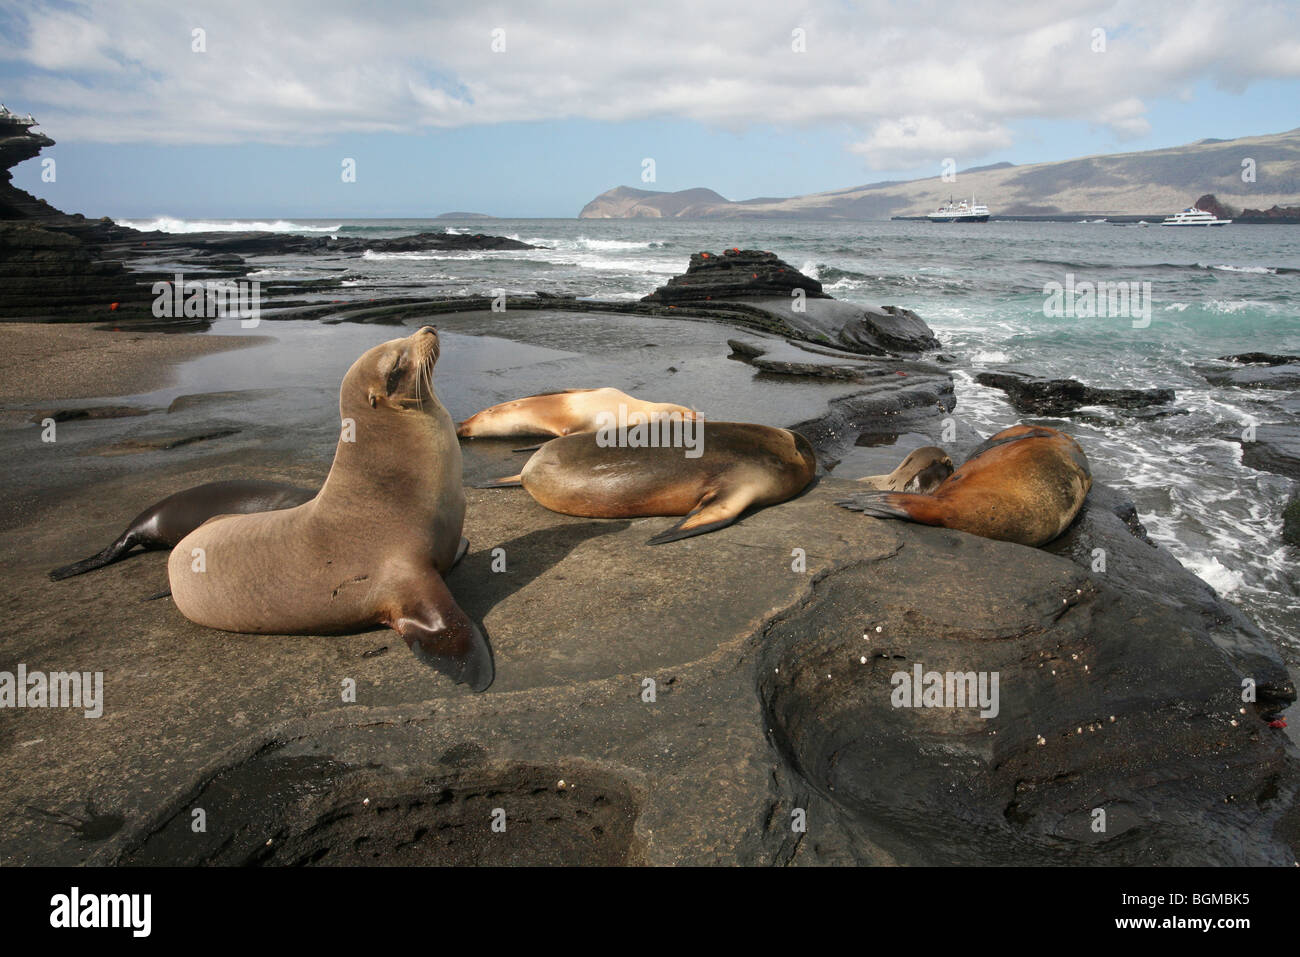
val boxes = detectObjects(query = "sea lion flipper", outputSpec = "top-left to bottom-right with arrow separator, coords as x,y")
646,489 -> 751,545
48,530 -> 140,581
474,474 -> 524,489
393,580 -> 494,692
835,491 -> 928,523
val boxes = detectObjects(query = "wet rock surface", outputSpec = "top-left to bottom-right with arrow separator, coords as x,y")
1284,488 -> 1300,547
1199,357 -> 1300,390
642,248 -> 829,303
975,370 -> 1176,416
1,305 -> 1295,866
1239,424 -> 1300,481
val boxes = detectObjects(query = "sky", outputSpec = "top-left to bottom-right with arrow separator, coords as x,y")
2,0 -> 1298,219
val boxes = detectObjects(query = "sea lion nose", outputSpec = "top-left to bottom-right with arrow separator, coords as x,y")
418,325 -> 437,336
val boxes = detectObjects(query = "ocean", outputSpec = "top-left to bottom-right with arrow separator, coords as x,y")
119,215 -> 1300,657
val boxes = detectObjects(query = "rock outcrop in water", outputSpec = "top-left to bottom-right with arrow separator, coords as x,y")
1196,193 -> 1300,225
0,109 -> 537,318
643,248 -> 940,357
975,370 -> 1176,416
1200,355 -> 1300,391
643,248 -> 829,303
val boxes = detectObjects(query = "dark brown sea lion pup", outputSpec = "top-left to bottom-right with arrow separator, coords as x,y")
480,422 -> 817,544
457,387 -> 700,438
168,326 -> 493,691
837,425 -> 1091,547
858,446 -> 953,493
48,481 -> 315,580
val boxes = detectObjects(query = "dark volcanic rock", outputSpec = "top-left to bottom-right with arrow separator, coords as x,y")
1239,423 -> 1300,480
112,230 -> 537,258
1201,355 -> 1300,391
1197,193 -> 1300,225
757,510 -> 1295,864
1284,487 -> 1300,547
1202,365 -> 1300,390
642,248 -> 829,304
0,221 -> 165,318
976,370 -> 1175,416
1220,353 -> 1300,366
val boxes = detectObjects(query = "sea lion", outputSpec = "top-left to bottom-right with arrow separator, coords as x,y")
48,480 -> 315,580
480,421 -> 817,544
836,425 -> 1091,547
457,387 -> 700,438
168,326 -> 493,691
858,446 -> 953,493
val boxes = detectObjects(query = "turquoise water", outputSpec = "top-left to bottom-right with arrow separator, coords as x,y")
120,216 -> 1300,654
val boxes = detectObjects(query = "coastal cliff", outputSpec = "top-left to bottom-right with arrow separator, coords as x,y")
578,128 -> 1300,220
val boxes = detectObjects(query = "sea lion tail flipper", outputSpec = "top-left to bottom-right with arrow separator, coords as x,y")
473,474 -> 524,489
393,579 -> 495,692
835,491 -> 930,523
646,490 -> 749,545
48,530 -> 139,581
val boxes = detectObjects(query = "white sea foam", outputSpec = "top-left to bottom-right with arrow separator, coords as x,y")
1184,554 -> 1247,595
117,216 -> 341,234
1199,263 -> 1278,275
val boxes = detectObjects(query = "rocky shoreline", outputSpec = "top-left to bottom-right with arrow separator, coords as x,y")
2,129 -> 1298,865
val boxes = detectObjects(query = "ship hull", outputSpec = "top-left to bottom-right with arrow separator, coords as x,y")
926,214 -> 990,223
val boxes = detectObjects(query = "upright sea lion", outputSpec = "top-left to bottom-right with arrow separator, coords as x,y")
168,326 -> 493,691
48,480 -> 315,580
480,421 -> 817,544
858,446 -> 953,493
836,425 -> 1091,547
457,387 -> 700,438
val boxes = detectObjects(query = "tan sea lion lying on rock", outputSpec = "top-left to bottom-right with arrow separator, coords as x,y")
457,387 -> 700,438
480,421 -> 817,544
839,425 -> 1091,547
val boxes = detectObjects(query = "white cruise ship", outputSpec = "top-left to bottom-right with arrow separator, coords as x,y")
1161,207 -> 1232,227
926,197 -> 990,223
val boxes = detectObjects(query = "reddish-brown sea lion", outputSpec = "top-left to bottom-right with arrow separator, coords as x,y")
48,480 -> 315,580
837,425 -> 1091,547
858,446 -> 954,493
457,387 -> 700,438
480,421 -> 817,544
168,326 -> 493,691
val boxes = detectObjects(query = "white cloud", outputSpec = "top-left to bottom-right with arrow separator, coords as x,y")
2,0 -> 1298,167
848,116 -> 1015,169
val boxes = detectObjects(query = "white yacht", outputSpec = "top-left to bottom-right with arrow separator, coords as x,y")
927,197 -> 990,223
1161,207 -> 1232,227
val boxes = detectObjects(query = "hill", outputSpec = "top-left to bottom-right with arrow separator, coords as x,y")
579,129 -> 1300,220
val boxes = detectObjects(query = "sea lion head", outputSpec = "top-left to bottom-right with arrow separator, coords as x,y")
343,325 -> 442,416
788,429 -> 819,476
858,445 -> 954,492
899,446 -> 955,493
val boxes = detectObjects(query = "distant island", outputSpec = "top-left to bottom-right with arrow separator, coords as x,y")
579,128 -> 1300,221
434,211 -> 496,219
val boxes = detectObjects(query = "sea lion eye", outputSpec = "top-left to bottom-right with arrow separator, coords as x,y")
386,362 -> 404,394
